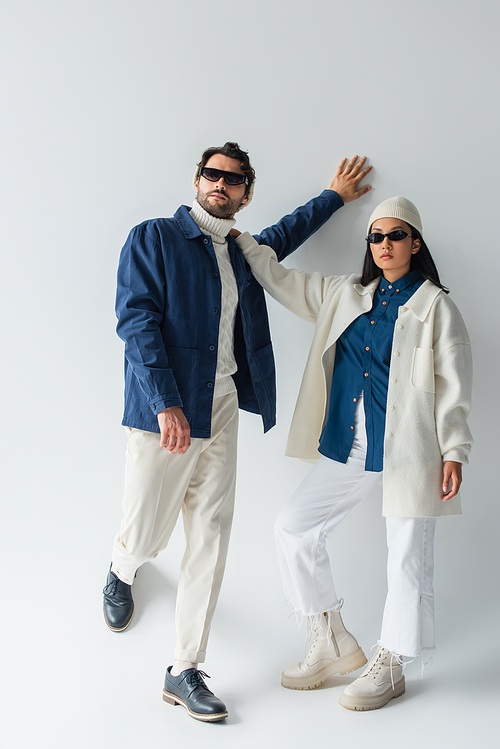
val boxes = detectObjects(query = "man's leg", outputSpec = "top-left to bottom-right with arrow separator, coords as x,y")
103,427 -> 204,631
161,391 -> 237,723
173,390 -> 239,665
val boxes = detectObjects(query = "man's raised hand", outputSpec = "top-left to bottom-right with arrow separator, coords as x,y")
329,156 -> 372,203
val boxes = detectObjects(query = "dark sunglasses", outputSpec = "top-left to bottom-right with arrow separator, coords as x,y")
200,167 -> 248,186
365,230 -> 414,243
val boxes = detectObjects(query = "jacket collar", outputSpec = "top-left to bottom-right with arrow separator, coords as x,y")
174,204 -> 204,239
353,277 -> 380,297
353,276 -> 441,321
404,280 -> 442,321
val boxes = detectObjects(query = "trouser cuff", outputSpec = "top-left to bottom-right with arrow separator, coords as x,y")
174,648 -> 206,664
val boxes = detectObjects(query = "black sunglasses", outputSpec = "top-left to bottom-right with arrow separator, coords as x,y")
200,167 -> 248,186
365,230 -> 414,243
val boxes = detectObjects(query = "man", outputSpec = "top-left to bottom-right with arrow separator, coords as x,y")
103,143 -> 371,722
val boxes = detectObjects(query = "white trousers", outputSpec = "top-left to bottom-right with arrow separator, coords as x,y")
275,395 -> 436,659
111,390 -> 239,663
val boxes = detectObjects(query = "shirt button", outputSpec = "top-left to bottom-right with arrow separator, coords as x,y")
382,301 -> 387,306
365,346 -> 370,351
213,272 -> 219,278
387,432 -> 393,438
391,378 -> 397,383
207,382 -> 213,389
364,372 -> 369,377
370,320 -> 375,325
213,308 -> 219,315
388,285 -> 392,289
203,238 -> 209,244
394,351 -> 400,356
353,398 -> 357,402
396,289 -> 400,292
397,324 -> 403,330
209,345 -> 215,351
350,425 -> 354,430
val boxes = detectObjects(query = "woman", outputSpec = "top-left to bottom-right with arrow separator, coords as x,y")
232,163 -> 473,711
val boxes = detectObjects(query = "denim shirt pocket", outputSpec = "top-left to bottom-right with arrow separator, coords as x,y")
410,347 -> 435,393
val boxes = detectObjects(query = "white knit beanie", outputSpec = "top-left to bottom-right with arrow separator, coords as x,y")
193,167 -> 255,211
367,196 -> 422,235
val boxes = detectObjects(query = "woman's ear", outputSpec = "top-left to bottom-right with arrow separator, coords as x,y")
412,238 -> 421,254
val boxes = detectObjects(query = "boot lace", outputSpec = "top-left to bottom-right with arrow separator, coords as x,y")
365,645 -> 402,690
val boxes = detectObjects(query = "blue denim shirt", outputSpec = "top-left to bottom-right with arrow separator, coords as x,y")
116,190 -> 343,437
319,270 -> 424,470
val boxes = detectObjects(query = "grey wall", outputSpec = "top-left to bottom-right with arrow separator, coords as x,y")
2,1 -> 498,746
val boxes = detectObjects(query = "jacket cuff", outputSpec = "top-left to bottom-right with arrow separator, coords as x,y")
442,448 -> 470,465
149,394 -> 183,415
320,189 -> 344,208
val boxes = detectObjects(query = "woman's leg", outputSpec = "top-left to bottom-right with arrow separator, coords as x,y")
338,516 -> 436,711
380,517 -> 437,658
275,397 -> 381,617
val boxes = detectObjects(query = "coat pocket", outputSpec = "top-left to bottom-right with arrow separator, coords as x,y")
410,347 -> 435,393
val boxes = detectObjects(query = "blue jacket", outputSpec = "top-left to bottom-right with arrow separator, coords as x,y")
116,189 -> 343,438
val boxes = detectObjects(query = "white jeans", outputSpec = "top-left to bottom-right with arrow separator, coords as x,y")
275,395 -> 436,659
111,390 -> 239,663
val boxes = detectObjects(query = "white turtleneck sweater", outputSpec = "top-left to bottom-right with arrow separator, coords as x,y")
190,200 -> 239,398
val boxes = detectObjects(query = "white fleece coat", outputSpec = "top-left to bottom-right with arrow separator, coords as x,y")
237,232 -> 473,518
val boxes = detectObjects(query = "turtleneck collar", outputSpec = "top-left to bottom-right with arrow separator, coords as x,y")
190,199 -> 235,243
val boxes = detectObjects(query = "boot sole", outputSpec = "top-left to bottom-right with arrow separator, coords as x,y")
162,690 -> 228,722
103,604 -> 134,632
338,677 -> 405,711
281,647 -> 368,690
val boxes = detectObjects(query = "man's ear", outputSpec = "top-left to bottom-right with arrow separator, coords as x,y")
194,180 -> 199,193
240,194 -> 248,204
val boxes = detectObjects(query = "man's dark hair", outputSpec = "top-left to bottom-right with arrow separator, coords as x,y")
196,142 -> 256,196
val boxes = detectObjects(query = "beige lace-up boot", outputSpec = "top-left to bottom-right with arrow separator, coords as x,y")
338,645 -> 405,711
281,611 -> 367,690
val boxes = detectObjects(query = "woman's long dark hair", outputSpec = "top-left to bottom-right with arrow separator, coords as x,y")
360,226 -> 449,293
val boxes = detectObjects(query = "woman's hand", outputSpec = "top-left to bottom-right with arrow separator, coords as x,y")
328,156 -> 372,203
230,228 -> 241,238
441,461 -> 462,500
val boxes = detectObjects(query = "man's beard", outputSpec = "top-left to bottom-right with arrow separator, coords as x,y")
196,189 -> 243,219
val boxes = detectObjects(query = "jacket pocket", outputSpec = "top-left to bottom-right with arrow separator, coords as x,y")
252,342 -> 276,406
411,347 -> 435,393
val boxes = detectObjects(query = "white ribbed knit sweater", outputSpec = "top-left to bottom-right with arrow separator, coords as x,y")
190,200 -> 238,397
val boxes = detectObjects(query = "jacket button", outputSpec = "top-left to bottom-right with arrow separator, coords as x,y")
213,272 -> 219,278
400,305 -> 406,311
213,308 -> 219,315
397,324 -> 403,330
387,432 -> 393,438
394,351 -> 400,356
391,378 -> 397,383
389,405 -> 395,410
207,382 -> 213,389
204,238 -> 209,244
209,345 -> 215,351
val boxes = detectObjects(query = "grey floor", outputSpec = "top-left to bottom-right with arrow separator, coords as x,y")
4,539 -> 497,749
